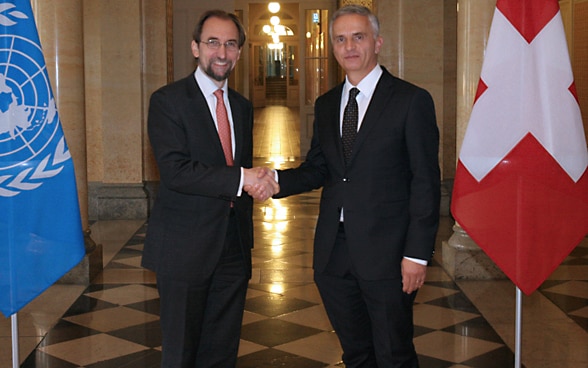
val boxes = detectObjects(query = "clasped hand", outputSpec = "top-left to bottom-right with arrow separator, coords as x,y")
243,167 -> 279,201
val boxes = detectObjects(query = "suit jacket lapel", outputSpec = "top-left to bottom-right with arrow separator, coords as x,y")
322,84 -> 346,166
351,70 -> 394,161
228,90 -> 244,165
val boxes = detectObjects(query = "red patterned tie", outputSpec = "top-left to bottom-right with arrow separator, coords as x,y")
214,89 -> 234,166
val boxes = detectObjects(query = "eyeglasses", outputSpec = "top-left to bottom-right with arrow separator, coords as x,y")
201,39 -> 240,52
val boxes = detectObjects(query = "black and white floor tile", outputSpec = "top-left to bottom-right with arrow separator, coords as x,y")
1,106 -> 586,367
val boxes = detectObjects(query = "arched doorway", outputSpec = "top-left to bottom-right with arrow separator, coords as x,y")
248,2 -> 299,108
239,1 -> 337,156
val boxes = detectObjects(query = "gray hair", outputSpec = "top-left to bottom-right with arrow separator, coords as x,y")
329,5 -> 380,41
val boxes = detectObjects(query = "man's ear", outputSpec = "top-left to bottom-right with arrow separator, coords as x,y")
191,40 -> 200,59
375,36 -> 383,54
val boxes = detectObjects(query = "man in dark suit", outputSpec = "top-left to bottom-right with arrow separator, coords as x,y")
263,5 -> 440,367
142,10 -> 278,368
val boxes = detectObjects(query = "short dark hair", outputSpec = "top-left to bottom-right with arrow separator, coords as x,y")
192,10 -> 246,48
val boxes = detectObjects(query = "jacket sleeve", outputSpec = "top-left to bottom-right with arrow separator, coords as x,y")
403,88 -> 441,261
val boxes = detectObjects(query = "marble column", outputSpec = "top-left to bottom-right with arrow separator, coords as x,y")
84,1 -> 149,220
31,0 -> 103,284
442,0 -> 505,280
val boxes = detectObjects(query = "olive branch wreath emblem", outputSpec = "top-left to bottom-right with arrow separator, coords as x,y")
0,3 -> 71,198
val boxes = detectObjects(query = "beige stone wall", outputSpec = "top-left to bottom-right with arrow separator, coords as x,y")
442,1 -> 457,179
142,1 -> 169,182
84,1 -> 144,185
33,0 -> 89,225
375,0 -> 454,181
82,0 -> 166,219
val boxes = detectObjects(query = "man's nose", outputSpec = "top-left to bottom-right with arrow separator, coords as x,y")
344,38 -> 355,50
217,45 -> 227,57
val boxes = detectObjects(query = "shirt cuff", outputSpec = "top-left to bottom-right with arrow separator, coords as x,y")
237,167 -> 244,196
404,256 -> 428,266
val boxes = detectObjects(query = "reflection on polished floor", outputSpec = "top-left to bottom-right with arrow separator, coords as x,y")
1,105 -> 587,367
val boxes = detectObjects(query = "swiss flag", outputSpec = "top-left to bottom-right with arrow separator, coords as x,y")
451,0 -> 588,295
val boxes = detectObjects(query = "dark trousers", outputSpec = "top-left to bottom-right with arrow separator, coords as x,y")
157,212 -> 249,368
314,223 -> 419,368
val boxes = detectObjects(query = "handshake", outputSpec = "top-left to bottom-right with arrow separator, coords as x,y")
243,167 -> 279,201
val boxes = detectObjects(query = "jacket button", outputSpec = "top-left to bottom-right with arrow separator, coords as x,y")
342,177 -> 349,182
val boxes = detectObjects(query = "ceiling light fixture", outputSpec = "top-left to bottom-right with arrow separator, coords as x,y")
268,2 -> 280,14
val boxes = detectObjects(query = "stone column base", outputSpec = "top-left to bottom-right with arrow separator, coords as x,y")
442,224 -> 506,280
88,183 -> 149,220
59,229 -> 103,285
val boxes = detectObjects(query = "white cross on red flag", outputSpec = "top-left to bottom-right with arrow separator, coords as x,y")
451,0 -> 588,295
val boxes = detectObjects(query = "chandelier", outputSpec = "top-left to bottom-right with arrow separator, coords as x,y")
262,2 -> 293,50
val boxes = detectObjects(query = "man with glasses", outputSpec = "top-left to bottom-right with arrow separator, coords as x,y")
142,9 -> 279,368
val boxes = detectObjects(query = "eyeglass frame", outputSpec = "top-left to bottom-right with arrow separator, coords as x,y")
200,38 -> 240,52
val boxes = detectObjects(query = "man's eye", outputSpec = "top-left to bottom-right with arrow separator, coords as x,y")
353,34 -> 364,42
226,41 -> 238,49
335,36 -> 345,43
209,40 -> 221,47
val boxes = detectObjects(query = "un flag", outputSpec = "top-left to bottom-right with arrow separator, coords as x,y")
0,1 -> 85,316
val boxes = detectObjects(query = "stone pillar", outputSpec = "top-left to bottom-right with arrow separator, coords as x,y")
32,0 -> 103,284
442,0 -> 505,280
84,1 -> 149,221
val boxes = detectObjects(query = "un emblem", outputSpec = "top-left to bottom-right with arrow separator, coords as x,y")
0,4 -> 70,197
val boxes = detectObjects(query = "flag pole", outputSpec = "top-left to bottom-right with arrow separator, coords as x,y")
11,314 -> 19,368
515,287 -> 522,368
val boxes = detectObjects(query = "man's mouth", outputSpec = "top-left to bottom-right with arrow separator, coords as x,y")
214,60 -> 228,66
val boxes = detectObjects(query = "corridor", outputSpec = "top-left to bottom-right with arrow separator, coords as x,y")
1,106 -> 587,368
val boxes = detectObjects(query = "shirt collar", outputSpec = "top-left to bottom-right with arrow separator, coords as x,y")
343,64 -> 382,99
194,67 -> 228,97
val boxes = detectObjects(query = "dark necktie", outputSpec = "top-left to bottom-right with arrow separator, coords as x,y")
213,89 -> 234,166
342,87 -> 360,163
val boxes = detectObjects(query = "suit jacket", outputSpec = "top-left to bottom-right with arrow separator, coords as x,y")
142,73 -> 254,281
276,66 -> 440,280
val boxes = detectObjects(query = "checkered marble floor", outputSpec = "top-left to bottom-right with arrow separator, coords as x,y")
9,189 -> 587,368
1,105 -> 586,367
